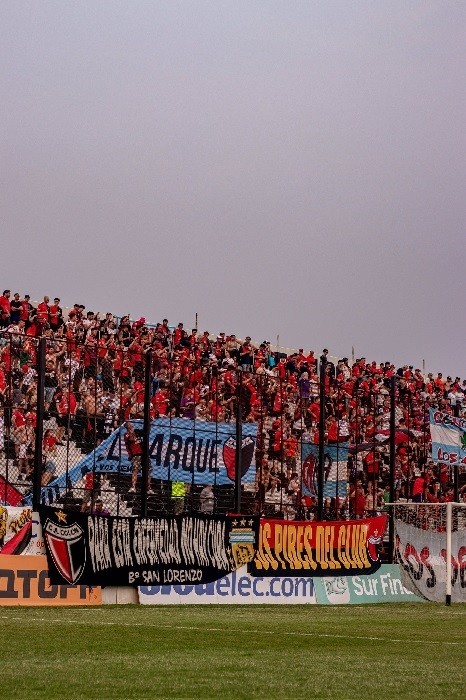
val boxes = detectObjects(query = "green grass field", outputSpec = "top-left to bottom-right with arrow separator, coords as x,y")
0,604 -> 464,700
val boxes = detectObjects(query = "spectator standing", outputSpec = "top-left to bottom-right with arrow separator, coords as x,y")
125,421 -> 152,494
0,290 -> 11,328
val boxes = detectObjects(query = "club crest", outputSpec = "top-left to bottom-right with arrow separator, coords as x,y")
223,436 -> 255,481
44,513 -> 86,584
229,520 -> 256,568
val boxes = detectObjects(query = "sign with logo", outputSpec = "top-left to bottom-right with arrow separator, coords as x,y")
44,519 -> 87,585
301,443 -> 348,499
25,418 -> 258,506
0,555 -> 101,606
40,506 -> 259,587
81,418 -> 257,484
248,516 -> 387,577
313,565 -> 425,604
138,565 -> 316,605
430,409 -> 466,466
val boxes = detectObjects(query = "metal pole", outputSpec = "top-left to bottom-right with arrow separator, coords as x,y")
317,357 -> 326,521
234,369 -> 243,514
140,349 -> 152,518
453,466 -> 459,503
32,337 -> 46,510
446,501 -> 452,606
388,375 -> 397,563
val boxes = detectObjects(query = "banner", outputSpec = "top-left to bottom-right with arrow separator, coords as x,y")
248,515 -> 387,577
301,442 -> 348,499
139,565 -> 316,605
430,409 -> 466,466
0,555 -> 101,606
394,517 -> 466,603
0,475 -> 23,507
40,506 -> 259,587
138,564 -> 422,605
26,417 -> 258,505
0,506 -> 32,554
313,565 -> 425,604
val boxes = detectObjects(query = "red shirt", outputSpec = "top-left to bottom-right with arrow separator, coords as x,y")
49,305 -> 61,324
124,431 -> 143,457
37,302 -> 50,322
0,295 -> 10,319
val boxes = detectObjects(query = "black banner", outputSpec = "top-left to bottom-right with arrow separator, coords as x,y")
39,506 -> 259,587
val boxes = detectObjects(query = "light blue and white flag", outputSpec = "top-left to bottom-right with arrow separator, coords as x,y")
301,442 -> 348,499
430,409 -> 466,466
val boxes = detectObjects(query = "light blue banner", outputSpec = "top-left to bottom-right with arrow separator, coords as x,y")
25,418 -> 258,505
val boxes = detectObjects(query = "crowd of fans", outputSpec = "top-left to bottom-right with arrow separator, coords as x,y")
0,288 -> 465,517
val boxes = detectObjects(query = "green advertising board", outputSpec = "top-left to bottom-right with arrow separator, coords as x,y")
313,564 -> 425,604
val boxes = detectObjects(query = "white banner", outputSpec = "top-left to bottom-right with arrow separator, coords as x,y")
139,565 -> 317,604
394,519 -> 466,603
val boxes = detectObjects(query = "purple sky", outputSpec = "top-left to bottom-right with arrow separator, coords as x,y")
1,1 -> 465,377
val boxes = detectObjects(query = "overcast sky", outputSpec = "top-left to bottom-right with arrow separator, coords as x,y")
1,1 -> 465,377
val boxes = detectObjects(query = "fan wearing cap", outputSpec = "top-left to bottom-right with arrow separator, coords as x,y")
20,295 -> 33,323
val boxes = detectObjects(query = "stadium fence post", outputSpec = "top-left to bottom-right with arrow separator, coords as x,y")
140,348 -> 152,518
32,336 -> 46,510
388,375 -> 396,563
446,501 -> 452,606
234,368 -> 243,513
317,356 -> 326,521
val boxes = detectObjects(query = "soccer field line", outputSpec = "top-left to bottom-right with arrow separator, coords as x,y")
0,615 -> 462,646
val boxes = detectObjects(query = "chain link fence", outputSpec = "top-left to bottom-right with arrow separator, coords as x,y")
0,330 -> 464,525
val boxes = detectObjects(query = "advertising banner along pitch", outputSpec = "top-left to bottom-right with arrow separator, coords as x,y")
39,506 -> 259,587
248,515 -> 387,577
394,517 -> 466,603
0,555 -> 101,606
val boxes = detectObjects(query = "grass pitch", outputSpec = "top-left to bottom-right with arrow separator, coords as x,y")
0,604 -> 464,700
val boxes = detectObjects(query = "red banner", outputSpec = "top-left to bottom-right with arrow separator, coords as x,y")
248,516 -> 387,577
0,476 -> 23,507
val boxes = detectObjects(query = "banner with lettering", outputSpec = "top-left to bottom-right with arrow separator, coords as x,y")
0,554 -> 101,606
39,506 -> 259,587
0,506 -> 32,554
429,409 -> 466,467
248,515 -> 387,577
26,418 -> 258,506
394,514 -> 466,603
301,443 -> 348,499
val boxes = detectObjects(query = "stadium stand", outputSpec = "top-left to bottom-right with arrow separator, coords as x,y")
0,289 -> 465,518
